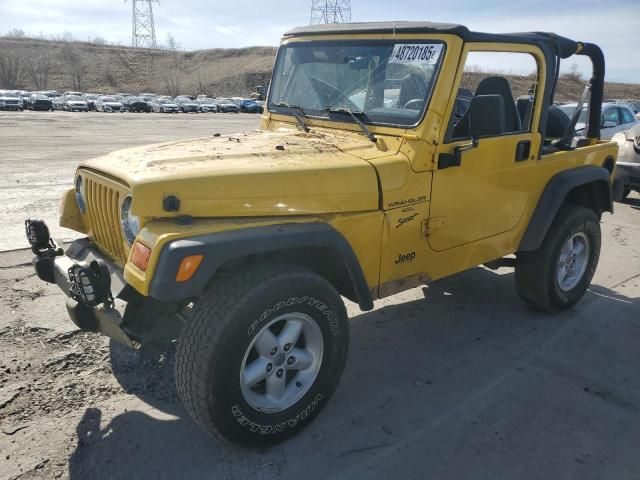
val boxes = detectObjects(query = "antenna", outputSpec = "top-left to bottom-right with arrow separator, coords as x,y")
126,0 -> 159,48
310,0 -> 352,24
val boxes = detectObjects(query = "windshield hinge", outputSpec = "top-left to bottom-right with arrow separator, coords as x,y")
401,134 -> 420,141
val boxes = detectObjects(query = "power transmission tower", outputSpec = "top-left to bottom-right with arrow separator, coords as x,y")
310,0 -> 351,24
127,0 -> 159,48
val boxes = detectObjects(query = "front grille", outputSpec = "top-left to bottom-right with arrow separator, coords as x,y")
84,176 -> 126,262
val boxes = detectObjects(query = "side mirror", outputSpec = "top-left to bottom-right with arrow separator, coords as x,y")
602,120 -> 617,128
469,94 -> 506,137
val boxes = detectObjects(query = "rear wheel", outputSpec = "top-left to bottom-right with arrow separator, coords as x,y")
515,204 -> 601,312
175,263 -> 349,447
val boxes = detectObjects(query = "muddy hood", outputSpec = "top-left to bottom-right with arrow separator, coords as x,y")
80,129 -> 382,218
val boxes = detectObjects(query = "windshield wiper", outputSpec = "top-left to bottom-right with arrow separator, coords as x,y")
324,107 -> 376,143
271,102 -> 310,132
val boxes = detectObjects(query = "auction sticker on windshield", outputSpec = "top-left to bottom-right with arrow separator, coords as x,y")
389,43 -> 443,65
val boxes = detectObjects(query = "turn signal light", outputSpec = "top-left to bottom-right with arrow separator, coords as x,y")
131,242 -> 151,271
176,255 -> 204,282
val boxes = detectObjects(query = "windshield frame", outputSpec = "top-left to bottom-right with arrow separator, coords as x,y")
267,38 -> 446,129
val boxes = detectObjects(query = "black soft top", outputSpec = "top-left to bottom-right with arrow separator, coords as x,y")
284,21 -> 580,59
283,21 -> 606,144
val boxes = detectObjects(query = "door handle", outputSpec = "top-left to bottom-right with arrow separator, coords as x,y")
515,140 -> 531,162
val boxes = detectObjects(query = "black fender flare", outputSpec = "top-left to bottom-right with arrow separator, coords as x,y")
149,222 -> 374,311
519,165 -> 612,252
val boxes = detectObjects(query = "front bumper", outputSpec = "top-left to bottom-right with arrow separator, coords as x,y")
31,236 -> 133,347
615,162 -> 640,189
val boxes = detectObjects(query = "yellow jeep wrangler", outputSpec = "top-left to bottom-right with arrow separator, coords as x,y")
26,22 -> 617,447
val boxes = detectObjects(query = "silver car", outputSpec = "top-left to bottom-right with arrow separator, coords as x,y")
559,103 -> 640,140
151,98 -> 179,113
95,96 -> 124,113
197,97 -> 218,113
612,124 -> 640,201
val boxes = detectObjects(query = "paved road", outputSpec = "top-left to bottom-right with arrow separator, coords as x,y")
0,110 -> 260,251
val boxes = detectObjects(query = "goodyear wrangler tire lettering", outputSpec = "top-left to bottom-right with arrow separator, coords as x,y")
175,264 -> 349,447
231,394 -> 325,436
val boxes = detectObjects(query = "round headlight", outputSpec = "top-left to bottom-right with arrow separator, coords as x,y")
120,196 -> 140,245
75,175 -> 86,213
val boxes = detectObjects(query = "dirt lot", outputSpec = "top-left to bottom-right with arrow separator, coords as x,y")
0,110 -> 261,251
1,111 -> 640,480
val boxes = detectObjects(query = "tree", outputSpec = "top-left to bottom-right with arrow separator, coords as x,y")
0,50 -> 26,89
161,33 -> 182,96
61,38 -> 86,91
23,49 -> 51,89
6,28 -> 26,38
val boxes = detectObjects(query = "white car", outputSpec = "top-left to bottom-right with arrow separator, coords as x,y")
151,98 -> 179,113
197,97 -> 218,113
559,103 -> 640,140
612,124 -> 640,201
95,96 -> 124,113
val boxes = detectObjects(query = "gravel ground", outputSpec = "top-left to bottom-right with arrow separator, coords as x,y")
0,110 -> 261,252
0,111 -> 639,479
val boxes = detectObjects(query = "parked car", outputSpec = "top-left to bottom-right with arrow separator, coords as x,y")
151,98 -> 179,113
0,92 -> 23,111
82,94 -> 100,111
121,96 -> 151,113
17,91 -> 31,107
255,100 -> 265,113
52,96 -> 65,111
61,95 -> 89,112
42,91 -> 61,100
237,98 -> 260,113
95,96 -> 124,113
215,98 -> 240,113
28,93 -> 53,111
612,124 -> 640,201
558,103 -> 639,140
197,97 -> 218,113
174,96 -> 200,113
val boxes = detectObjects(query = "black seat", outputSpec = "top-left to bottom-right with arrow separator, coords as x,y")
475,76 -> 521,132
452,75 -> 521,138
397,73 -> 427,109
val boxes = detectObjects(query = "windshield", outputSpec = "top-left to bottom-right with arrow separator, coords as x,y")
559,105 -> 588,125
101,97 -> 117,102
199,98 -> 214,103
67,96 -> 82,101
269,40 -> 444,127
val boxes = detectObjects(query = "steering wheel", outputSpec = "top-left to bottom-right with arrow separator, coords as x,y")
308,76 -> 360,111
403,99 -> 425,111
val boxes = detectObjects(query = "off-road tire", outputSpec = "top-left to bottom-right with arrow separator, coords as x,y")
515,204 -> 601,312
175,263 -> 349,448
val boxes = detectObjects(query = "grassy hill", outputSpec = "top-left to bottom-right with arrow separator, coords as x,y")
1,36 -> 638,101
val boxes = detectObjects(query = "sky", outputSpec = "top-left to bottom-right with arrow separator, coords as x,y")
0,0 -> 638,82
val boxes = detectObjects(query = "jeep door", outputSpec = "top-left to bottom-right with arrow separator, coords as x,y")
428,45 -> 545,252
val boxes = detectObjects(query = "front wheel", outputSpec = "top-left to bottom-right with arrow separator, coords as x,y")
515,204 -> 601,312
175,264 -> 349,447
